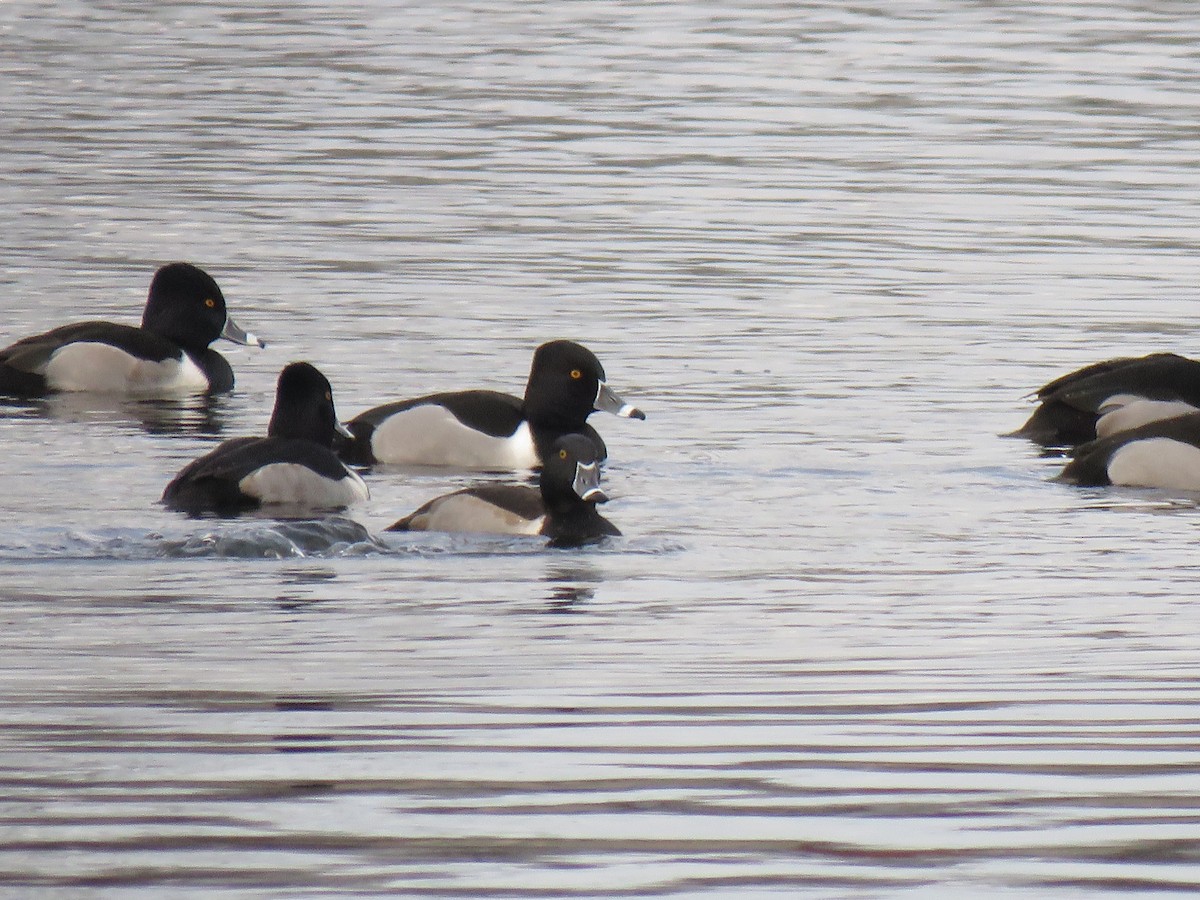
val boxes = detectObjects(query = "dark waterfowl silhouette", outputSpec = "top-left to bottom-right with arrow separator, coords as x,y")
341,340 -> 643,469
163,362 -> 368,514
1012,353 -> 1200,448
0,263 -> 263,398
387,434 -> 620,547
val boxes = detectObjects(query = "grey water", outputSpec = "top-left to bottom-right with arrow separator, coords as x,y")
3,0 -> 1200,895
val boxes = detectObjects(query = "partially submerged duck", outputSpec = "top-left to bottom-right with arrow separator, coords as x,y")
387,434 -> 620,547
1056,411 -> 1200,491
1012,353 -> 1200,448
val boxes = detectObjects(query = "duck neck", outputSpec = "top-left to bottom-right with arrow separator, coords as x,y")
542,503 -> 612,548
524,396 -> 587,434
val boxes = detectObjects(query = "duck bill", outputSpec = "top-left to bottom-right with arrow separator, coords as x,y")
326,419 -> 355,455
221,315 -> 266,349
594,381 -> 645,420
573,461 -> 608,503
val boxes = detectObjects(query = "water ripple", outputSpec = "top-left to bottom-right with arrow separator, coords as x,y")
4,0 -> 1200,895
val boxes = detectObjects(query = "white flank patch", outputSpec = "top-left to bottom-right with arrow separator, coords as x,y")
1096,393 -> 1145,415
239,464 -> 369,508
1096,397 -> 1200,438
371,405 -> 539,468
409,493 -> 544,535
1107,438 -> 1200,490
46,343 -> 209,395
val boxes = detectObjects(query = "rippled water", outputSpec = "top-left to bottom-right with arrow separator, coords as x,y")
4,0 -> 1200,895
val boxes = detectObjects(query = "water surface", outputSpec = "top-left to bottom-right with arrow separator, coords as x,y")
3,0 -> 1200,895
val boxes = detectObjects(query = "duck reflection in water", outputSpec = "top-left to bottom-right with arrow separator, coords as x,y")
0,390 -> 230,436
543,561 -> 602,612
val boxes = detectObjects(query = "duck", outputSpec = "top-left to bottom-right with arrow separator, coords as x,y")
340,340 -> 644,469
387,433 -> 620,547
1055,411 -> 1200,491
0,262 -> 264,398
162,362 -> 368,514
1012,352 -> 1200,447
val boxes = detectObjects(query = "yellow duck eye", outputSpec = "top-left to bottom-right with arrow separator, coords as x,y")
204,298 -> 215,308
570,369 -> 582,380
559,449 -> 568,460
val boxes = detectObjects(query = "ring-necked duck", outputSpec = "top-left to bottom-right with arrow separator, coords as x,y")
1056,411 -> 1200,491
1012,353 -> 1200,447
163,362 -> 368,514
340,340 -> 644,469
0,262 -> 264,398
387,434 -> 620,547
